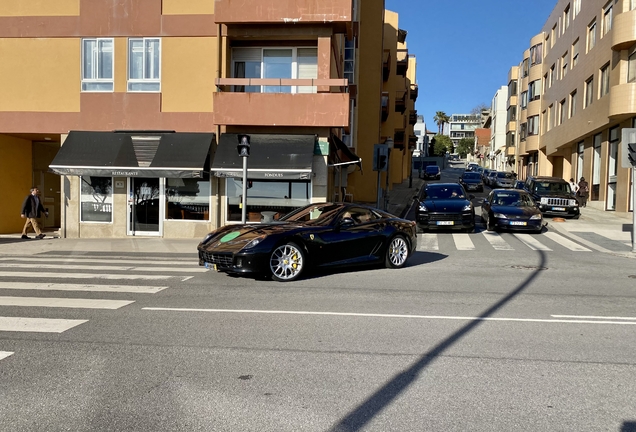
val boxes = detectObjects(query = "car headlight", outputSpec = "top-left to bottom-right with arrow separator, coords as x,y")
530,214 -> 542,220
419,203 -> 428,212
569,199 -> 579,206
243,235 -> 266,249
462,204 -> 472,211
494,213 -> 508,219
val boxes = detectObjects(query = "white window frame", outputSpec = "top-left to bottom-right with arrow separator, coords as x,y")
585,77 -> 594,108
587,20 -> 597,52
629,50 -> 636,83
602,2 -> 613,36
563,4 -> 571,34
572,39 -> 579,67
81,38 -> 114,92
127,38 -> 161,92
600,63 -> 610,97
231,47 -> 318,94
573,0 -> 581,18
570,90 -> 577,118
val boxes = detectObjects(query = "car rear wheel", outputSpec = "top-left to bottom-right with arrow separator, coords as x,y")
269,242 -> 305,282
385,235 -> 409,269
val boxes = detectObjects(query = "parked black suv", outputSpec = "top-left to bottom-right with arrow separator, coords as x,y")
520,176 -> 580,218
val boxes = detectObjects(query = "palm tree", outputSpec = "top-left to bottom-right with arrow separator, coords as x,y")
433,111 -> 449,135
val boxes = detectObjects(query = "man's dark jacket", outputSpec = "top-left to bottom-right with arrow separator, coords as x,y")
21,194 -> 46,218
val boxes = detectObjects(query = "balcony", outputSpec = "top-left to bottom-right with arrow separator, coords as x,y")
409,110 -> 417,125
393,130 -> 406,150
395,91 -> 407,115
612,9 -> 636,51
381,92 -> 390,122
410,84 -> 418,101
214,78 -> 350,127
609,82 -> 636,118
396,49 -> 409,77
383,50 -> 391,82
408,134 -> 417,150
506,145 -> 515,156
214,0 -> 353,24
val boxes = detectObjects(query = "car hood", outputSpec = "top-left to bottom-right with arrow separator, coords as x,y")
491,205 -> 540,216
461,178 -> 482,184
199,221 -> 306,252
423,199 -> 470,212
535,192 -> 573,199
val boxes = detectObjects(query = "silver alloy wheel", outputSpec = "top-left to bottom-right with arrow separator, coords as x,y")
388,236 -> 408,267
270,243 -> 304,281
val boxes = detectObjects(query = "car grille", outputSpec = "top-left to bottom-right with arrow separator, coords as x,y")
429,213 -> 465,222
540,198 -> 569,206
199,251 -> 233,266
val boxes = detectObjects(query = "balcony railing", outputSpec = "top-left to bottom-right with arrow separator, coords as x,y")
383,50 -> 391,82
381,91 -> 390,122
408,135 -> 417,149
216,78 -> 348,93
410,84 -> 418,101
409,110 -> 417,125
396,49 -> 409,76
395,91 -> 407,114
394,130 -> 405,149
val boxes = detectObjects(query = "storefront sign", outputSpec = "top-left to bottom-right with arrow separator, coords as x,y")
314,140 -> 329,156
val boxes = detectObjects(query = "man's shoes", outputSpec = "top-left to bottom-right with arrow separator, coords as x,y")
21,235 -> 30,239
36,234 -> 46,239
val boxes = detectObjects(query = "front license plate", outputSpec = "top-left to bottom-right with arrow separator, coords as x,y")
437,221 -> 454,226
204,262 -> 219,271
509,221 -> 527,226
551,207 -> 566,211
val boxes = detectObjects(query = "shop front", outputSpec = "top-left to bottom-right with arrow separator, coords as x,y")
49,130 -> 215,239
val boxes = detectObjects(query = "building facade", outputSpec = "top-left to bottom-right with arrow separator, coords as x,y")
510,0 -> 634,212
489,86 -> 509,171
447,113 -> 481,150
0,0 -> 418,237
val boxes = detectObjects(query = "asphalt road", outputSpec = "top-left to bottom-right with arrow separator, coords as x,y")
1,167 -> 635,431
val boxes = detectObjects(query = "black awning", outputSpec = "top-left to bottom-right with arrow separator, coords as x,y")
49,131 -> 215,178
211,133 -> 315,180
328,134 -> 362,172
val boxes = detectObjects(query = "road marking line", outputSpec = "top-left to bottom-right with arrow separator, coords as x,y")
0,282 -> 166,294
514,233 -> 552,251
0,263 -> 207,273
0,272 -> 174,280
0,317 -> 87,333
142,308 -> 636,325
0,351 -> 13,361
482,231 -> 514,250
542,232 -> 591,252
0,257 -> 196,265
417,234 -> 439,251
453,234 -> 475,250
0,296 -> 134,309
552,230 -> 613,253
552,315 -> 636,321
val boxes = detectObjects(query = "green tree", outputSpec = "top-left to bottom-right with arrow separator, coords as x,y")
456,138 -> 475,158
432,134 -> 452,156
433,111 -> 450,135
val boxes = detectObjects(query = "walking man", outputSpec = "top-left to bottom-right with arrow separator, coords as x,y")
20,187 -> 48,239
577,177 -> 589,208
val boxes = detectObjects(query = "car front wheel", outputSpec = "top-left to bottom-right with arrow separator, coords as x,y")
269,242 -> 305,282
486,213 -> 496,231
385,235 -> 409,269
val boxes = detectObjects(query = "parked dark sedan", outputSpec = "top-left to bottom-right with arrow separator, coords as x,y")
198,202 -> 417,282
423,165 -> 441,180
459,171 -> 484,192
416,183 -> 475,232
481,189 -> 543,232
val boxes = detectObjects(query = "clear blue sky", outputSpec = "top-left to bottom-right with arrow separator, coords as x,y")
386,0 -> 557,131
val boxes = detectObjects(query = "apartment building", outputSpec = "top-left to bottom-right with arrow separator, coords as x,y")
510,0 -> 634,212
0,0 -> 418,237
447,113 -> 481,150
489,86 -> 509,171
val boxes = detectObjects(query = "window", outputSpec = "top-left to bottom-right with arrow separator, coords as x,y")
344,38 -> 355,85
543,73 -> 548,93
520,91 -> 528,109
80,177 -> 112,222
550,64 -> 556,88
559,99 -> 567,125
521,58 -> 529,78
542,110 -> 548,134
225,179 -> 311,222
530,43 -> 543,66
577,141 -> 585,182
232,47 -> 318,93
632,0 -> 636,10
585,77 -> 594,107
570,90 -> 577,118
571,39 -> 579,67
551,24 -> 557,47
587,20 -> 597,52
128,38 -> 160,92
561,52 -> 568,79
592,133 -> 602,200
508,80 -> 518,96
600,63 -> 610,97
528,115 -> 539,136
520,122 -> 527,141
629,51 -> 636,83
548,104 -> 554,130
545,34 -> 550,55
602,2 -> 613,36
507,105 -> 517,122
563,5 -> 571,33
81,38 -> 114,92
506,132 -> 515,147
608,126 -> 619,210
165,176 -> 210,221
528,80 -> 541,101
573,0 -> 581,17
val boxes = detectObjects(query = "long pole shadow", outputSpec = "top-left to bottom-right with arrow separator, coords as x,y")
329,251 -> 547,432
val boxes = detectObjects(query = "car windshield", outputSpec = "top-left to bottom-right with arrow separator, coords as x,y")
427,185 -> 466,199
492,192 -> 534,207
279,203 -> 342,225
497,172 -> 515,179
462,173 -> 481,180
534,182 -> 571,194
426,166 -> 439,172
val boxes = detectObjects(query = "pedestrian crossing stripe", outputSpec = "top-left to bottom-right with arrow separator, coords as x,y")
0,317 -> 87,333
417,231 -> 591,252
0,263 -> 207,273
0,257 -> 200,266
0,282 -> 167,294
0,296 -> 134,310
0,272 -> 176,280
0,351 -> 13,361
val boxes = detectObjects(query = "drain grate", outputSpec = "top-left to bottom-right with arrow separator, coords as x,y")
510,265 -> 548,271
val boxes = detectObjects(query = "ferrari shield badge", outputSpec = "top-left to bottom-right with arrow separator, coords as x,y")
309,234 -> 314,240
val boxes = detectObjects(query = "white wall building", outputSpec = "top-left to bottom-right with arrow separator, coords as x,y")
489,86 -> 509,171
447,113 -> 480,150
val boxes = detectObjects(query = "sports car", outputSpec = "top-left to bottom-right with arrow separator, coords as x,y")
197,202 -> 417,282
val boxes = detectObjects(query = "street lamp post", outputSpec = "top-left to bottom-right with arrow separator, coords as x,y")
384,137 -> 394,211
237,134 -> 251,223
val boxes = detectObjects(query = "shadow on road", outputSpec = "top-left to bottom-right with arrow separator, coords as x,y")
328,251 -> 548,432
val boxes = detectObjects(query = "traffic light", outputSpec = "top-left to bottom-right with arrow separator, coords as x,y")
429,137 -> 436,157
